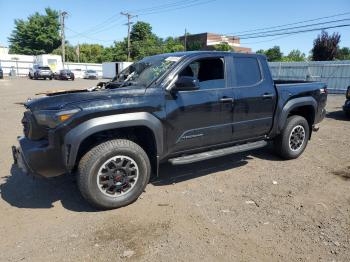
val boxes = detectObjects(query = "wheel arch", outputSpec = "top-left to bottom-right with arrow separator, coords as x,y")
64,112 -> 163,173
278,97 -> 317,135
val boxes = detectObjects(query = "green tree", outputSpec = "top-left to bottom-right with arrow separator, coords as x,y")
129,21 -> 163,60
186,41 -> 204,51
265,46 -> 283,61
256,46 -> 283,61
8,8 -> 61,55
163,37 -> 185,53
77,44 -> 104,63
52,43 -> 78,62
256,49 -> 265,55
282,49 -> 306,62
213,42 -> 233,51
311,31 -> 340,61
336,47 -> 350,60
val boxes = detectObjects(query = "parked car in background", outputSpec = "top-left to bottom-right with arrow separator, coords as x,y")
29,65 -> 53,80
343,86 -> 350,118
83,70 -> 98,79
54,70 -> 75,81
0,66 -> 3,79
13,51 -> 327,209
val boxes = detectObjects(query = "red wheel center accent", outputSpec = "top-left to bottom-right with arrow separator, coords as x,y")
114,175 -> 122,181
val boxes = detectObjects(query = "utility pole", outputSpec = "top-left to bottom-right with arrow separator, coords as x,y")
120,12 -> 137,61
60,11 -> 68,68
184,28 -> 187,51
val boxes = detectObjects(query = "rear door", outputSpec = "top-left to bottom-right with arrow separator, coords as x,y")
230,55 -> 277,141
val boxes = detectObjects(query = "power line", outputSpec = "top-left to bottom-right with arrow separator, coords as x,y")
134,0 -> 217,16
235,18 -> 350,38
228,11 -> 350,35
64,0 -> 216,43
65,27 -> 118,42
128,0 -> 201,13
68,0 -> 206,38
238,24 -> 350,40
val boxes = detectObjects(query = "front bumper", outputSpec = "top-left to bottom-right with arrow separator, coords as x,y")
12,137 -> 66,177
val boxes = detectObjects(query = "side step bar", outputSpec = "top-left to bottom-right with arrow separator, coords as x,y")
169,140 -> 268,165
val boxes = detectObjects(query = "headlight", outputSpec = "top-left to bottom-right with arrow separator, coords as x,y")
34,108 -> 81,128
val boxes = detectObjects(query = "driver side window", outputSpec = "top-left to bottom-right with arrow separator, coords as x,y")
178,57 -> 225,90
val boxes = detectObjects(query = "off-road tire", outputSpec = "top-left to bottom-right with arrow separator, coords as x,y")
274,115 -> 309,160
77,139 -> 151,210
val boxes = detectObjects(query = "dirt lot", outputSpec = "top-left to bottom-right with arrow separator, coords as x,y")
0,78 -> 349,262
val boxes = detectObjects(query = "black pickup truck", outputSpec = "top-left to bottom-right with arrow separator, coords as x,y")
13,51 -> 327,209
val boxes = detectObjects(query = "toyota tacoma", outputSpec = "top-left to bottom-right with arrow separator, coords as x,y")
13,51 -> 327,209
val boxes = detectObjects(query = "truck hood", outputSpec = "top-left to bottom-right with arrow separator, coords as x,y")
25,86 -> 147,111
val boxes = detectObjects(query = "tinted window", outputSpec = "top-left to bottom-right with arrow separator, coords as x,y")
234,57 -> 261,86
179,57 -> 225,90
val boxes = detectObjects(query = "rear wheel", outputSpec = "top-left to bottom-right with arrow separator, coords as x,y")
274,115 -> 309,159
77,139 -> 151,209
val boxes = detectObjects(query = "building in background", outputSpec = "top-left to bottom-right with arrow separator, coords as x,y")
179,32 -> 251,52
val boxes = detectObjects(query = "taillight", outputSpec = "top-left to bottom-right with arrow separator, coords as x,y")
320,87 -> 327,94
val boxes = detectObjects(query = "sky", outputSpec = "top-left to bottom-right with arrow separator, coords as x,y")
0,0 -> 349,55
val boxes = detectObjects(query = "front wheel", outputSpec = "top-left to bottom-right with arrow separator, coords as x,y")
274,115 -> 310,159
77,139 -> 151,209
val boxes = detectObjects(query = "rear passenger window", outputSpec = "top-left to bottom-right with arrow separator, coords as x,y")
234,57 -> 261,86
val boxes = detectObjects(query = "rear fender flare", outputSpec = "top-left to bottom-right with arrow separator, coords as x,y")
278,97 -> 317,131
64,112 -> 163,170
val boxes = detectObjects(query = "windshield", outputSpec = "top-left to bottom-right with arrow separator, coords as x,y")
87,70 -> 96,73
113,54 -> 183,87
39,66 -> 51,70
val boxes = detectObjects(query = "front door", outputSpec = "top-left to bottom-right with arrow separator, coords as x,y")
165,55 -> 234,155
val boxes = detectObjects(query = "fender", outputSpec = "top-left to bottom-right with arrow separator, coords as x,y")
278,96 -> 317,131
64,112 -> 163,170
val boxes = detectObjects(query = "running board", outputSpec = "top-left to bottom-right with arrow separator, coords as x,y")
169,140 -> 268,165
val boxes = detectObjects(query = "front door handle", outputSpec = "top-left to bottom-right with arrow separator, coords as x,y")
262,93 -> 274,99
220,97 -> 234,103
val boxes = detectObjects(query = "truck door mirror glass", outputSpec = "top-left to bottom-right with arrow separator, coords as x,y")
173,76 -> 199,91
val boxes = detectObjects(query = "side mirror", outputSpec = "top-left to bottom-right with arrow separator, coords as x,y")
173,76 -> 199,91
346,86 -> 350,99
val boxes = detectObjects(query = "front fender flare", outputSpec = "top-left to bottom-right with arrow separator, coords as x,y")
64,112 -> 163,170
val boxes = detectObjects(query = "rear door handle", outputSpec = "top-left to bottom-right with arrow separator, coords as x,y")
220,97 -> 234,103
262,93 -> 274,99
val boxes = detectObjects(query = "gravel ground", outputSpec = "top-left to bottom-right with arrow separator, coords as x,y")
0,78 -> 349,262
